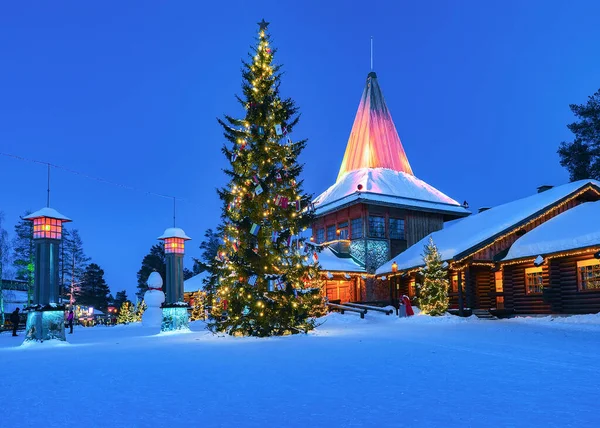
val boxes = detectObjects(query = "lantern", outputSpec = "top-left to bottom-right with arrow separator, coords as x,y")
392,261 -> 398,273
24,207 -> 71,240
158,228 -> 191,254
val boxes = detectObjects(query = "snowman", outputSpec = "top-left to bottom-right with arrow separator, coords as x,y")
142,271 -> 165,329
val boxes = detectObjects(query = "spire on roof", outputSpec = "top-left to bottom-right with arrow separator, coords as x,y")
337,72 -> 413,181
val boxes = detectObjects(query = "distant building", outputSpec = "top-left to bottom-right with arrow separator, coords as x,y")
311,71 -> 469,301
1,279 -> 29,323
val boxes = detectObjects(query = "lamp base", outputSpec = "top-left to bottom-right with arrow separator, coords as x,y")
25,309 -> 66,342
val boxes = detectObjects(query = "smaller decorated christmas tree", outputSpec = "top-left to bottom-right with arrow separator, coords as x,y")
117,301 -> 136,324
134,300 -> 147,322
190,292 -> 206,321
418,238 -> 449,316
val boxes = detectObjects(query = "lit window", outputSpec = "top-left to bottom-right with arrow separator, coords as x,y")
409,278 -> 416,297
351,218 -> 362,239
451,272 -> 464,293
525,267 -> 543,294
577,259 -> 600,291
369,216 -> 385,238
326,225 -> 336,241
389,218 -> 405,239
495,271 -> 504,309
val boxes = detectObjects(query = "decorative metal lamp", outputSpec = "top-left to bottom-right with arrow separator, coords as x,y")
24,207 -> 71,306
157,227 -> 191,304
391,261 -> 398,273
23,207 -> 71,342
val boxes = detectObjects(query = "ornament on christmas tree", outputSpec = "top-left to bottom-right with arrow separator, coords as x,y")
248,275 -> 257,286
231,152 -> 238,162
250,223 -> 260,236
272,231 -> 279,242
312,252 -> 318,263
242,306 -> 250,316
258,126 -> 264,135
275,124 -> 283,135
255,184 -> 264,195
275,172 -> 282,182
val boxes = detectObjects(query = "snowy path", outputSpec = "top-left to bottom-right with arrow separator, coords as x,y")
1,314 -> 600,427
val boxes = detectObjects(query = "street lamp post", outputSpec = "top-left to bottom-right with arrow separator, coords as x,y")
23,207 -> 71,342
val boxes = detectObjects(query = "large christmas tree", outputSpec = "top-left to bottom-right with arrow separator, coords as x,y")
419,238 -> 449,316
209,20 -> 323,337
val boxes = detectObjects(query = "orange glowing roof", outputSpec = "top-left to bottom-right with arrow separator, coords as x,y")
337,72 -> 413,181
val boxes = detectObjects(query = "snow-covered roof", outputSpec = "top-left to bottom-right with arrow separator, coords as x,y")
23,207 -> 71,222
377,179 -> 600,274
314,167 -> 469,217
337,71 -> 413,179
157,227 -> 191,240
184,271 -> 209,293
504,201 -> 600,261
318,247 -> 366,273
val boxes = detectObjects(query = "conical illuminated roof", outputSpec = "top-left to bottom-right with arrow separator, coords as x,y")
337,72 -> 413,180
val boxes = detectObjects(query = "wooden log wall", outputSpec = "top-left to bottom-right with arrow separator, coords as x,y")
473,267 -> 494,309
553,255 -> 600,314
503,262 -> 551,314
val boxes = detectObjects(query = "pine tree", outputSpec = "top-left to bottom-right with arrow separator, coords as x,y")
558,88 -> 600,181
209,20 -> 323,337
193,228 -> 221,274
63,228 -> 91,304
117,301 -> 136,324
77,263 -> 110,313
12,211 -> 34,306
114,290 -> 128,309
136,244 -> 166,299
419,238 -> 449,316
0,211 -> 12,324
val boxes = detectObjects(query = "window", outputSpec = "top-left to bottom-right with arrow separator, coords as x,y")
495,271 -> 504,309
451,272 -> 464,293
338,221 -> 349,240
326,225 -> 336,241
369,216 -> 385,238
389,218 -> 405,239
316,229 -> 325,244
409,278 -> 416,298
351,218 -> 363,239
577,259 -> 600,291
525,267 -> 543,294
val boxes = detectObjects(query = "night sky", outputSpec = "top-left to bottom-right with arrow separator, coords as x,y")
1,1 -> 599,299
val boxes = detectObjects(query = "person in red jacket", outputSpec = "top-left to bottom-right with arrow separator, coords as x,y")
401,295 -> 414,316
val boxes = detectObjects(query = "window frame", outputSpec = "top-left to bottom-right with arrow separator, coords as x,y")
368,216 -> 386,239
577,259 -> 600,292
316,228 -> 325,244
351,218 -> 363,240
326,225 -> 336,242
389,218 -> 405,240
525,267 -> 543,295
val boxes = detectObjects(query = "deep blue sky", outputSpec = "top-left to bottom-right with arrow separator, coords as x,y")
1,1 -> 599,299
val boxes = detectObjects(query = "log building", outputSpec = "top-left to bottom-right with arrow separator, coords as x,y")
376,180 -> 600,315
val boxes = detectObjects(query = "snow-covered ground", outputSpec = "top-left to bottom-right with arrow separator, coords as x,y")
2,312 -> 600,427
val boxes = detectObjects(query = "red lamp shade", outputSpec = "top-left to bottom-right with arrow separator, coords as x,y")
24,207 -> 72,240
391,261 -> 398,273
165,237 -> 185,254
33,217 -> 63,239
158,227 -> 191,255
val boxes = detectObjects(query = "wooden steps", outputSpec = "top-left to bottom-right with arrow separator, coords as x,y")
472,309 -> 498,320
